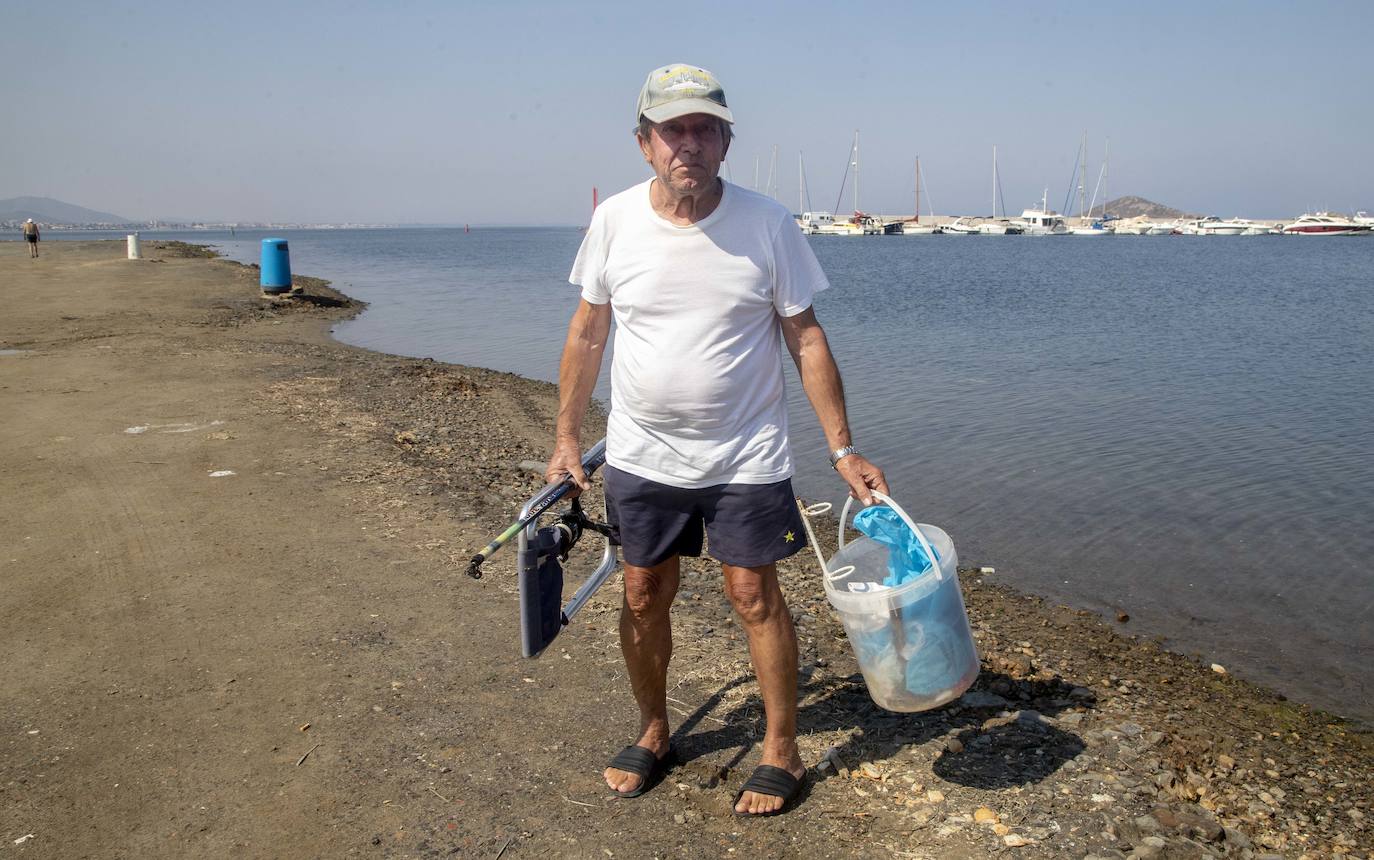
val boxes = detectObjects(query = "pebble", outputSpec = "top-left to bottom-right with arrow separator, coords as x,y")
1211,663 -> 1227,674
1002,834 -> 1032,847
926,789 -> 945,803
992,823 -> 1010,836
959,691 -> 1010,709
944,738 -> 964,754
973,807 -> 998,824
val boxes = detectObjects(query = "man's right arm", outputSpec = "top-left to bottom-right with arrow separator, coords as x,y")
545,299 -> 612,491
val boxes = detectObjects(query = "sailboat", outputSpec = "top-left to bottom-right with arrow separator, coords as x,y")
815,131 -> 876,235
977,146 -> 1022,234
796,152 -> 835,234
1070,135 -> 1113,236
901,156 -> 939,235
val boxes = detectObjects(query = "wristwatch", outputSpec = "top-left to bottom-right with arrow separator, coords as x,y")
828,445 -> 860,469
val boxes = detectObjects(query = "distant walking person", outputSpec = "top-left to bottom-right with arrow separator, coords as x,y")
22,218 -> 40,258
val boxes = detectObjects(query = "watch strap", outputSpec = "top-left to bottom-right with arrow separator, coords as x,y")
829,445 -> 860,469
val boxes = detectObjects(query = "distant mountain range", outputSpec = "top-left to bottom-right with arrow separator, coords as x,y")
0,196 -> 130,224
1102,196 -> 1196,220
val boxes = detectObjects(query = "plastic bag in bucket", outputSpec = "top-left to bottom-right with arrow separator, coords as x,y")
807,491 -> 979,712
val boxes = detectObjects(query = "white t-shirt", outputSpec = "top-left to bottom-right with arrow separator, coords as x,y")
570,178 -> 830,488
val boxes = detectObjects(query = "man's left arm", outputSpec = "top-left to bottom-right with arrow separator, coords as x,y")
780,307 -> 888,505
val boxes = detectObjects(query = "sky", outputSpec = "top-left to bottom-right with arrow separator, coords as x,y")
5,1 -> 1372,224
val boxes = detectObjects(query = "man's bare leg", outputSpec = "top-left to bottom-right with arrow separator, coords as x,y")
604,554 -> 680,793
724,562 -> 806,814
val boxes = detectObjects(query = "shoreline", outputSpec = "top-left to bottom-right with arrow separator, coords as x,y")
1,240 -> 1369,858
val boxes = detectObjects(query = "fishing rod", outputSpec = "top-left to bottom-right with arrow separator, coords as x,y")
465,438 -> 608,579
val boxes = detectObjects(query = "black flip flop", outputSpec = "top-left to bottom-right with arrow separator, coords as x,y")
732,764 -> 805,817
606,744 -> 678,798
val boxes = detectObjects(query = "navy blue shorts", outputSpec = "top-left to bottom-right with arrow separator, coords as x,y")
602,465 -> 807,569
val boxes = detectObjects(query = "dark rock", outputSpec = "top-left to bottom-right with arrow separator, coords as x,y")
959,690 -> 1010,709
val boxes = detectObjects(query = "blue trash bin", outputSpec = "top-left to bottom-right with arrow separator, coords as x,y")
260,238 -> 291,294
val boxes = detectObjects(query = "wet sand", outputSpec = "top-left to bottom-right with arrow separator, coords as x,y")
1,241 -> 1368,858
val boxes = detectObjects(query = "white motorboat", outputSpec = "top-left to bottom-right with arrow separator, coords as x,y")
1184,216 -> 1247,236
1011,190 -> 1068,235
1280,213 -> 1373,236
901,222 -> 940,235
1112,221 -> 1151,235
1223,219 -> 1280,235
941,217 -> 980,235
1144,222 -> 1177,235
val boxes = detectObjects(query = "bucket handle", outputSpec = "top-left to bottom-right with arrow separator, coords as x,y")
838,491 -> 945,583
796,500 -> 857,583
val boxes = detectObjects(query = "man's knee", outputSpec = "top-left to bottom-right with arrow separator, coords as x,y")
622,566 -> 677,619
724,573 -> 782,626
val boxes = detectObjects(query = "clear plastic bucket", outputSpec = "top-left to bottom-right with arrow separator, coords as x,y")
819,492 -> 979,712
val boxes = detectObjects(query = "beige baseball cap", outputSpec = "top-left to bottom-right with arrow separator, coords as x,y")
636,63 -> 733,126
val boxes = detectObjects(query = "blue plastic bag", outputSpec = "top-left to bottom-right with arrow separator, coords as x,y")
852,505 -> 941,587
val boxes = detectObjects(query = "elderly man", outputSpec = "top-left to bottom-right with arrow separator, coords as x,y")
546,63 -> 887,817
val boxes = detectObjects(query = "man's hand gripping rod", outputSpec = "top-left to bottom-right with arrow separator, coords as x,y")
465,439 -> 607,579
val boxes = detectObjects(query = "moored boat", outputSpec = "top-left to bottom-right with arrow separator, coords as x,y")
1070,220 -> 1112,236
901,222 -> 940,235
799,211 -> 835,235
941,217 -> 980,235
1010,191 -> 1068,235
1189,216 -> 1248,236
1280,213 -> 1372,236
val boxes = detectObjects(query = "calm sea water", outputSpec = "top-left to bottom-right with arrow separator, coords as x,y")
35,228 -> 1374,721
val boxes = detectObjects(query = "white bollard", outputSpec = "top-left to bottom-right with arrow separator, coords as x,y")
127,233 -> 141,260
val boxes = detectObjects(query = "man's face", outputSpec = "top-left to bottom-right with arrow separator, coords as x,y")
638,113 -> 731,195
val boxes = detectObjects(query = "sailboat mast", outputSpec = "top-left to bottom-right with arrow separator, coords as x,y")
992,145 -> 998,218
798,153 -> 804,216
1102,138 -> 1110,220
853,130 -> 860,215
1078,131 -> 1089,219
914,156 -> 920,223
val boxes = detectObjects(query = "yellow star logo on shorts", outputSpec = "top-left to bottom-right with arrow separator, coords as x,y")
784,530 -> 795,543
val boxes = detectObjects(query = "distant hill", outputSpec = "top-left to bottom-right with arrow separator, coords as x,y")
0,196 -> 130,224
1103,196 -> 1195,220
